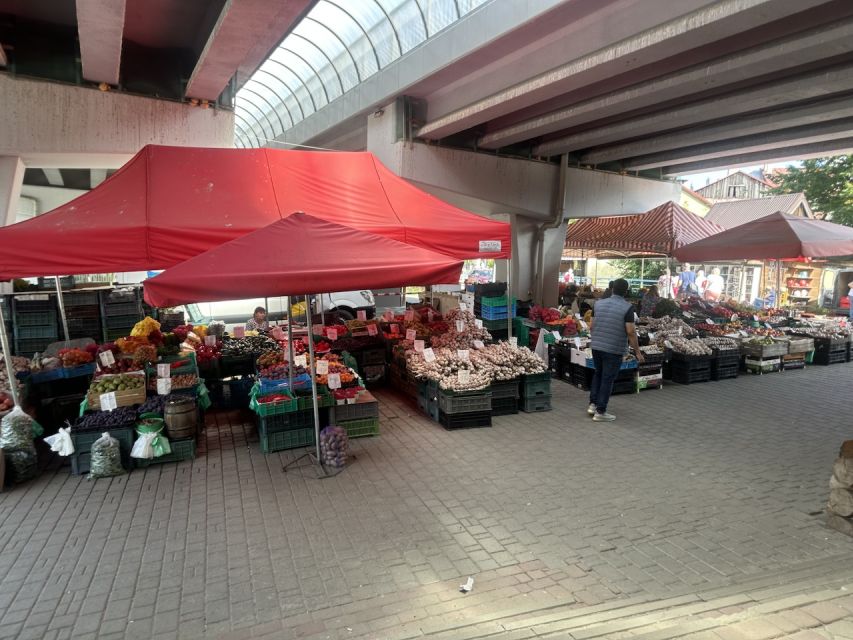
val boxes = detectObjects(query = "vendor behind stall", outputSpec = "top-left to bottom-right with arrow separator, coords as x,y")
245,306 -> 270,332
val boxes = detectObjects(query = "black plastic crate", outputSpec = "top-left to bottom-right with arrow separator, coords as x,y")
669,353 -> 712,371
14,337 -> 54,357
472,282 -> 507,298
66,305 -> 101,319
489,329 -> 509,342
15,324 -> 58,340
712,351 -> 741,367
67,317 -> 102,340
12,297 -> 55,312
221,354 -> 254,377
359,348 -> 385,366
711,363 -> 739,381
105,314 -> 141,329
671,365 -> 711,384
37,276 -> 74,291
491,396 -> 519,416
782,359 -> 805,371
438,410 -> 492,430
64,291 -> 100,306
102,289 -> 139,304
813,349 -> 847,366
490,379 -> 520,399
14,309 -> 57,326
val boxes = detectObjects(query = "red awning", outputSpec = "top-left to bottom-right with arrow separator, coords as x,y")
0,145 -> 510,280
674,210 -> 853,261
143,213 -> 463,307
566,201 -> 724,256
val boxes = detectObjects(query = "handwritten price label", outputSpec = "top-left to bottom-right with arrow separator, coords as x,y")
406,329 -> 417,341
552,330 -> 562,341
327,328 -> 338,341
316,359 -> 329,375
457,349 -> 469,361
405,309 -> 415,321
294,354 -> 307,367
327,373 -> 341,389
474,319 -> 483,329
423,347 -> 436,362
156,363 -> 171,378
456,320 -> 465,332
367,323 -> 378,336
414,339 -> 425,352
156,378 -> 171,395
204,335 -> 217,346
457,369 -> 471,384
99,350 -> 115,366
509,337 -> 518,348
99,392 -> 117,411
357,310 -> 367,321
473,340 -> 485,350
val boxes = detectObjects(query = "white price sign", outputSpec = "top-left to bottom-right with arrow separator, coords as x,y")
683,311 -> 693,318
706,318 -> 715,325
156,378 -> 172,395
509,337 -> 518,348
456,320 -> 465,332
423,347 -> 436,362
731,314 -> 739,322
414,339 -> 425,352
382,310 -> 394,322
575,313 -> 582,320
99,392 -> 117,411
327,372 -> 341,389
474,319 -> 483,329
552,330 -> 562,341
406,329 -> 417,341
294,354 -> 307,367
457,349 -> 469,361
316,359 -> 329,375
99,350 -> 115,367
367,323 -> 378,336
157,363 -> 171,378
473,340 -> 485,350
457,369 -> 471,384
327,328 -> 338,341
405,309 -> 415,321
458,302 -> 467,312
204,335 -> 217,346
664,340 -> 674,349
357,309 -> 367,321
753,315 -> 759,321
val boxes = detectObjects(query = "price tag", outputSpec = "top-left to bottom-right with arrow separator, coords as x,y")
294,354 -> 307,367
473,339 -> 485,350
765,323 -> 773,329
553,330 -> 562,341
457,369 -> 470,384
683,311 -> 693,318
327,372 -> 341,389
575,313 -> 582,320
474,319 -> 483,329
406,329 -> 417,341
678,326 -> 683,335
731,314 -> 739,322
327,328 -> 338,341
456,320 -> 465,332
382,310 -> 394,322
367,323 -> 378,336
156,378 -> 171,395
204,335 -> 217,346
390,324 -> 400,335
99,350 -> 115,367
459,302 -> 467,312
664,340 -> 674,349
156,363 -> 171,378
649,332 -> 657,340
414,339 -> 425,352
233,326 -> 245,338
579,320 -> 588,330
574,337 -> 582,349
457,349 -> 469,361
316,359 -> 329,375
706,318 -> 715,325
357,310 -> 367,321
99,392 -> 117,411
313,323 -> 324,335
405,309 -> 415,321
509,336 -> 518,348
423,347 -> 436,362
270,326 -> 284,340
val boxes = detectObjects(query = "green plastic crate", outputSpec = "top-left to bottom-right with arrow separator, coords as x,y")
479,295 -> 514,307
252,396 -> 298,416
259,426 -> 314,453
519,395 -> 552,412
520,372 -> 551,398
134,437 -> 196,467
437,390 -> 492,414
70,426 -> 135,475
339,417 -> 380,439
489,379 -> 520,399
296,391 -> 334,410
258,409 -> 325,432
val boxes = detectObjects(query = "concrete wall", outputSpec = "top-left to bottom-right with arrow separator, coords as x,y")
20,185 -> 87,217
563,168 -> 682,218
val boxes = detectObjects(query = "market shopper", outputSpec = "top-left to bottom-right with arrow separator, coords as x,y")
640,285 -> 660,316
587,279 -> 644,422
245,306 -> 269,332
704,267 -> 725,301
678,263 -> 697,299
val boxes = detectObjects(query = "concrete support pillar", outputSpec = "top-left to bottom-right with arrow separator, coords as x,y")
0,156 -> 25,227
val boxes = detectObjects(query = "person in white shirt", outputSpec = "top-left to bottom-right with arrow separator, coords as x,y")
704,267 -> 725,302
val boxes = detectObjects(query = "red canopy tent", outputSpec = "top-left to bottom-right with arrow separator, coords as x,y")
566,201 -> 724,256
143,213 -> 463,307
0,145 -> 510,280
674,211 -> 853,261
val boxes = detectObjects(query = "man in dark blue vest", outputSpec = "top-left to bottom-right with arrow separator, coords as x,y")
588,278 -> 643,422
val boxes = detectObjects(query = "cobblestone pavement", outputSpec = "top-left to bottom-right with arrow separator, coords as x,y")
0,364 -> 851,639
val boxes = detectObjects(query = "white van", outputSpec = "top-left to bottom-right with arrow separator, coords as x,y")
181,291 -> 375,330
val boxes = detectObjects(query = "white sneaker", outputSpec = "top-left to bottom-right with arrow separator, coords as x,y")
592,412 -> 616,422
587,403 -> 597,415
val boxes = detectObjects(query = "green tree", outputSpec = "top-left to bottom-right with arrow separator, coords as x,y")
769,155 -> 853,226
615,258 -> 666,282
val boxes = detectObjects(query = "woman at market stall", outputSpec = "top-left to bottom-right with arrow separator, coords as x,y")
704,267 -> 725,302
245,306 -> 270,332
640,285 -> 660,316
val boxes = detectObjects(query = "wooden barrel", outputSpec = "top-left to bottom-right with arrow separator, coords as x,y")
164,396 -> 197,439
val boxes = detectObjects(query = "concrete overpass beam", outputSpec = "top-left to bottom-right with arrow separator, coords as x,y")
75,0 -> 126,86
533,63 -> 853,156
478,18 -> 853,150
0,156 -> 25,227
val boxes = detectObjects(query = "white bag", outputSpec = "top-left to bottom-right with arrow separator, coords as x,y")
534,330 -> 549,363
44,427 -> 74,456
130,432 -> 156,459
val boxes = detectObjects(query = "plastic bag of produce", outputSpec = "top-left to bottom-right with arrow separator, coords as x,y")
130,432 -> 156,460
89,432 -> 126,479
131,421 -> 171,459
44,427 -> 74,456
0,406 -> 36,452
319,425 -> 348,468
5,449 -> 37,483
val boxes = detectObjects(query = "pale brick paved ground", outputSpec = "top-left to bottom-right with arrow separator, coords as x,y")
0,364 -> 851,639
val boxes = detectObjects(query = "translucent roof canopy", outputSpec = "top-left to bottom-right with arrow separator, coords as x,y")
234,0 -> 489,148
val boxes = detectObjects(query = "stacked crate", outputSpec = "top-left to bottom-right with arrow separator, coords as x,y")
100,289 -> 144,342
473,283 -> 512,342
490,378 -> 520,416
710,348 -> 740,381
12,295 -> 59,357
518,372 -> 552,412
437,387 -> 492,429
813,336 -> 847,366
741,340 -> 787,374
670,353 -> 712,384
64,290 -> 103,341
637,350 -> 665,390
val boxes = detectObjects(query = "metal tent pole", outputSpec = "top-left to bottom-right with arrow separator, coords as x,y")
640,258 -> 645,285
0,297 -> 20,407
506,257 -> 512,338
55,277 -> 70,343
286,297 -> 294,388
305,302 -> 322,463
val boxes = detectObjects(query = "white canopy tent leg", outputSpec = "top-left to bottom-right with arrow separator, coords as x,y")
506,257 -> 512,338
305,303 -> 322,463
55,277 -> 70,343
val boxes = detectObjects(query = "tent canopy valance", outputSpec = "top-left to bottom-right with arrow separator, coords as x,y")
565,201 -> 724,256
0,145 -> 510,280
143,213 -> 464,308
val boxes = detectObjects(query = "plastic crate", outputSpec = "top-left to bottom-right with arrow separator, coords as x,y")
105,314 -> 141,329
438,410 -> 492,430
105,328 -> 133,341
15,324 -> 58,340
62,363 -> 97,379
13,297 -> 54,312
782,358 -> 805,371
712,351 -> 741,367
38,276 -> 74,290
520,374 -> 551,398
519,395 -> 553,412
296,391 -> 334,410
711,363 -> 739,381
478,295 -> 514,308
339,417 -> 379,439
437,389 -> 491,414
259,426 -> 314,453
490,379 -> 520,399
476,305 -> 516,320
813,349 -> 847,366
102,289 -> 139,305
70,425 -> 135,475
103,301 -> 141,317
67,317 -> 102,339
359,348 -> 385,366
491,396 -> 519,416
14,337 -> 54,357
671,366 -> 711,384
472,283 -> 507,297
744,357 -> 781,374
134,437 -> 196,467
64,291 -> 100,306
259,409 -> 323,432
220,354 -> 254,377
30,368 -> 64,384
669,354 -> 712,371
331,400 -> 379,422
66,305 -> 101,319
210,376 -> 253,409
14,310 -> 57,326
253,396 -> 298,416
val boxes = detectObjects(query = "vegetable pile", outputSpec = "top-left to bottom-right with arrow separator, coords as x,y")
89,373 -> 145,395
319,426 -> 348,468
430,309 -> 492,349
76,406 -> 137,430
